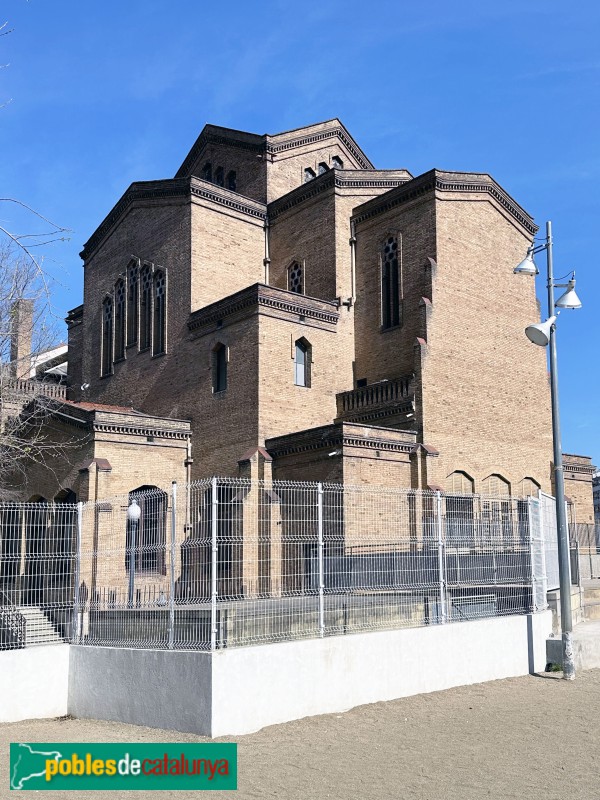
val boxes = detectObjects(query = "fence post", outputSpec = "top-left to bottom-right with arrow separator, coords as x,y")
168,482 -> 177,650
71,501 -> 83,644
211,477 -> 218,651
317,482 -> 325,638
436,492 -> 447,624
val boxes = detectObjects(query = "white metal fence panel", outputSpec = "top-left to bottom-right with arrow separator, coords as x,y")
539,491 -> 561,590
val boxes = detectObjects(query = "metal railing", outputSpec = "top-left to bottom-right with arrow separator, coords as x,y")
0,480 -> 554,652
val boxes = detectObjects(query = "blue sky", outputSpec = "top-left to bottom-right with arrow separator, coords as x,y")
1,0 -> 598,464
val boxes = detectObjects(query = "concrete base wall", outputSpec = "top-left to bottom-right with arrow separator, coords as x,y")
68,647 -> 212,734
66,612 -> 552,737
0,645 -> 70,723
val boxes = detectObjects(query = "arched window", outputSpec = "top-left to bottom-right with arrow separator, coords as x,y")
519,477 -> 540,497
318,162 -> 329,175
212,343 -> 227,392
332,155 -> 343,169
140,265 -> 152,350
101,296 -> 113,376
294,338 -> 311,387
481,474 -> 511,496
126,487 -> 167,575
446,471 -> 475,546
288,261 -> 304,294
215,166 -> 224,186
153,269 -> 166,355
114,279 -> 126,361
126,260 -> 139,346
481,474 -> 513,546
304,167 -> 316,183
227,170 -> 237,191
201,162 -> 212,182
381,236 -> 400,329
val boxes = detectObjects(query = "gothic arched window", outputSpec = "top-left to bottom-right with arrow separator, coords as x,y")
201,162 -> 212,182
114,279 -> 126,361
381,236 -> 400,330
304,167 -> 316,183
481,474 -> 513,546
519,477 -> 540,497
101,296 -> 113,376
288,262 -> 304,294
126,260 -> 139,347
294,338 -> 311,387
227,170 -> 237,191
215,166 -> 224,186
153,269 -> 166,355
446,471 -> 475,546
140,265 -> 152,350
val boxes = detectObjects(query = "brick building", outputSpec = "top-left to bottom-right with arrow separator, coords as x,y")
14,118 -> 595,521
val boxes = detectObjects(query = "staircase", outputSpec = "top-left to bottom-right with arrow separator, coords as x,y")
17,606 -> 65,646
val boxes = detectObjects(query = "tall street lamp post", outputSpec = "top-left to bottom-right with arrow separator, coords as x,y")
514,220 -> 582,680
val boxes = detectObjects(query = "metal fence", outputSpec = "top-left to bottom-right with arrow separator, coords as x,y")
0,479 -> 558,652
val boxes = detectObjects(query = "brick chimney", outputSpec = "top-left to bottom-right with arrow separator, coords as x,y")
10,299 -> 35,379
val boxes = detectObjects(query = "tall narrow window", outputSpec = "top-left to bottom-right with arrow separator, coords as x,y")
126,487 -> 167,575
140,265 -> 152,350
304,167 -> 316,183
213,344 -> 227,392
215,166 -> 224,186
101,297 -> 113,376
382,236 -> 400,329
332,155 -> 343,169
288,262 -> 304,294
294,339 -> 311,387
446,471 -> 475,546
114,279 -> 125,361
126,261 -> 139,346
153,269 -> 166,355
481,474 -> 513,546
227,170 -> 237,191
318,162 -> 329,175
201,162 -> 212,182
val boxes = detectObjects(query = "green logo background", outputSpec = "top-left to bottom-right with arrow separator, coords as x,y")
10,742 -> 237,791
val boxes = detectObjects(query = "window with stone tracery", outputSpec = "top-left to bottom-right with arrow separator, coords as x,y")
140,265 -> 152,350
288,262 -> 304,294
126,261 -> 139,346
114,279 -> 126,361
153,269 -> 166,355
381,236 -> 400,330
101,296 -> 113,376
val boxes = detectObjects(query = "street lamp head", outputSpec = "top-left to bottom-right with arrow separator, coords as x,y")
127,498 -> 142,523
513,248 -> 539,276
525,315 -> 556,347
556,278 -> 582,310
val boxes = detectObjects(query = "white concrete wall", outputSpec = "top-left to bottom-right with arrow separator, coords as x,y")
68,647 -> 213,735
7,612 -> 551,736
211,612 -> 552,736
0,644 -> 70,723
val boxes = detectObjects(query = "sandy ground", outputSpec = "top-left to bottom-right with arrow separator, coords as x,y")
2,669 -> 599,800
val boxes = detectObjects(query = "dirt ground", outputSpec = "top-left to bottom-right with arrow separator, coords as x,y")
2,669 -> 599,800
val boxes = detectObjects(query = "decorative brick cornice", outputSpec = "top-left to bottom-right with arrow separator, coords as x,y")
81,177 -> 267,261
266,423 -> 417,459
188,283 -> 339,333
352,170 -> 537,236
268,170 -> 410,221
81,179 -> 191,261
190,179 -> 267,221
66,304 -> 83,327
267,123 -> 373,169
175,126 -> 265,178
92,421 -> 190,440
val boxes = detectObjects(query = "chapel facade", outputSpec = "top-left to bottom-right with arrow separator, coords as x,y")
18,119 -> 595,521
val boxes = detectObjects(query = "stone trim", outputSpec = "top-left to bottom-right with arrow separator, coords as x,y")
91,422 -> 190,440
268,170 -> 410,221
188,284 -> 340,333
267,423 -> 416,459
81,178 -> 267,260
352,170 -> 537,236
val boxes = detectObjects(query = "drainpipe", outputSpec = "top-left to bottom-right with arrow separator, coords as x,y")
349,219 -> 357,304
263,219 -> 271,285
